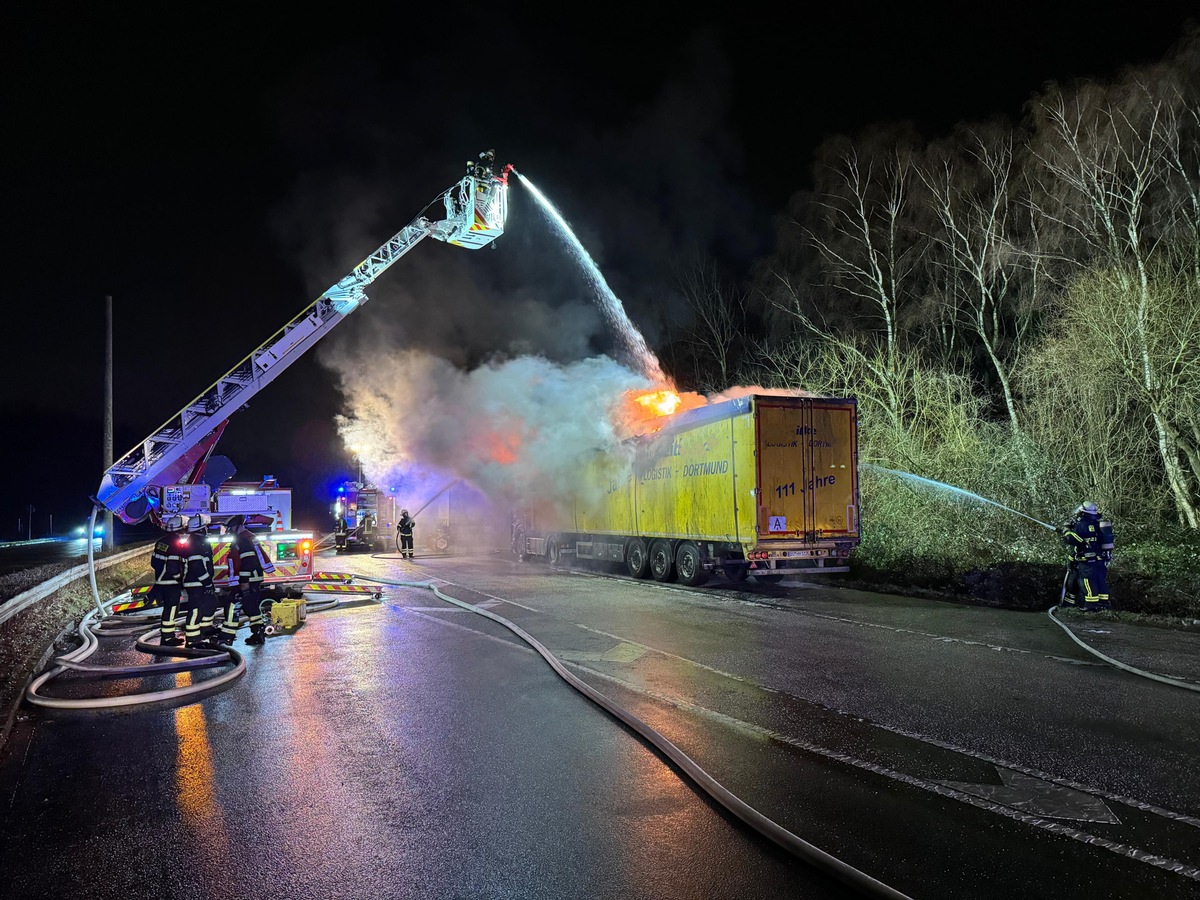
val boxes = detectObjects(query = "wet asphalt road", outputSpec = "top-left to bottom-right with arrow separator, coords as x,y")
0,537 -> 105,578
1,550 -> 1199,899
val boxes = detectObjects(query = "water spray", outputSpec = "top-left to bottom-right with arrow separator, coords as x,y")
512,169 -> 667,386
865,464 -> 1057,531
411,479 -> 461,519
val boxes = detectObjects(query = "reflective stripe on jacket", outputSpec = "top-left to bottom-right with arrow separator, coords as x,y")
151,535 -> 186,585
232,530 -> 266,584
182,532 -> 215,588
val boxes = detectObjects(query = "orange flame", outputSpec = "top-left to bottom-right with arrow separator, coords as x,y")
485,432 -> 520,464
633,390 -> 683,416
619,387 -> 708,436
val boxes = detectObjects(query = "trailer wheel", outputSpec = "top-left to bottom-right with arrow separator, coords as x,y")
649,540 -> 676,582
675,542 -> 708,587
547,539 -> 561,566
626,539 -> 651,579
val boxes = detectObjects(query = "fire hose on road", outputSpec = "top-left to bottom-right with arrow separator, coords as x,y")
355,573 -> 913,900
1047,605 -> 1200,694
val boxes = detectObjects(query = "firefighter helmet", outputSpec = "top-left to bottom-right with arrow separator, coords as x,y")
400,509 -> 409,517
187,513 -> 212,532
225,514 -> 246,532
1077,501 -> 1099,516
164,515 -> 186,532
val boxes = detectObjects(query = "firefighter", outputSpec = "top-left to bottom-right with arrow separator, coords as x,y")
397,508 -> 415,559
1060,501 -> 1112,610
360,513 -> 378,551
219,515 -> 273,646
181,513 -> 220,649
472,148 -> 495,184
334,514 -> 350,551
151,515 -> 187,647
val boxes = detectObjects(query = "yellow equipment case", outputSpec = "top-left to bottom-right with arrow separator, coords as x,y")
266,598 -> 307,632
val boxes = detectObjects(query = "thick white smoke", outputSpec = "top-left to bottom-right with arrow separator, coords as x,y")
331,350 -> 653,508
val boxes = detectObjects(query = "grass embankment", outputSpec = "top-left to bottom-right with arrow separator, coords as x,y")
841,490 -> 1200,626
0,554 -> 151,730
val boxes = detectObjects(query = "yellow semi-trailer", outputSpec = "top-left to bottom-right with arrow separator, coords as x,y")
516,393 -> 859,585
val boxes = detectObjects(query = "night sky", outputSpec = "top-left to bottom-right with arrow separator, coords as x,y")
2,6 -> 1195,538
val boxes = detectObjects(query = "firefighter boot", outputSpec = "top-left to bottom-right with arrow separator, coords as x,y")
245,626 -> 266,646
160,633 -> 185,647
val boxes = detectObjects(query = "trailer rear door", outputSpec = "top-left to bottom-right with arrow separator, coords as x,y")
755,398 -> 858,542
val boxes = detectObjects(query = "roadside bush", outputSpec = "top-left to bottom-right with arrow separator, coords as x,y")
0,555 -> 151,733
1108,525 -> 1200,617
746,334 -> 1199,617
850,467 -> 1064,608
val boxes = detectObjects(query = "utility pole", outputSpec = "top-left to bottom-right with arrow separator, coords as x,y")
103,295 -> 114,551
27,505 -> 34,541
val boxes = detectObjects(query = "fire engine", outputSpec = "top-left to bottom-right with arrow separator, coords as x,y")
91,152 -> 511,603
332,481 -> 390,553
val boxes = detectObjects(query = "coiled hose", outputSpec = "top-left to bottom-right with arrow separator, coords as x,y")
25,593 -> 244,710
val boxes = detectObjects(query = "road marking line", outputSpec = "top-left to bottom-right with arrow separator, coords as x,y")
575,619 -> 1199,830
568,661 -> 1200,882
397,578 -> 1200,831
430,578 -> 541,612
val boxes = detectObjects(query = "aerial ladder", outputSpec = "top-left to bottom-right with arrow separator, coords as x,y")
95,153 -> 511,526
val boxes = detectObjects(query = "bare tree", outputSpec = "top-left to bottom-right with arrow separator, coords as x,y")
801,139 -> 924,369
761,132 -> 928,429
1161,84 -> 1200,283
1030,76 -> 1200,525
668,257 -> 748,392
920,125 -> 1032,437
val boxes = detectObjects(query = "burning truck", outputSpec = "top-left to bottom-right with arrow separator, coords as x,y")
513,391 -> 860,585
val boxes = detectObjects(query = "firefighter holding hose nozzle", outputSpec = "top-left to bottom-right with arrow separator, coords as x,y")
397,509 -> 415,559
1060,501 -> 1114,610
